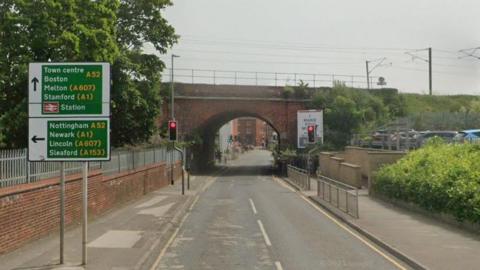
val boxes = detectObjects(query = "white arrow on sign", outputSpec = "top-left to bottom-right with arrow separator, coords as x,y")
28,64 -> 42,103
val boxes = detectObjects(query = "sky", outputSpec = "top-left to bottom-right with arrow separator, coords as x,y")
146,0 -> 480,95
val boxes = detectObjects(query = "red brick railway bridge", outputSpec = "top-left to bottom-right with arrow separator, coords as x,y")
159,83 -> 311,170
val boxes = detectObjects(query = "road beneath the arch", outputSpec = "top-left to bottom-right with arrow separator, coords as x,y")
153,150 -> 408,270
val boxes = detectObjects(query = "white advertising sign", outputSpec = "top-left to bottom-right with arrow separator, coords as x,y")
297,110 -> 323,148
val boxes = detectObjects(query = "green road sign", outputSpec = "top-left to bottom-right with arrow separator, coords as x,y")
28,62 -> 111,161
29,118 -> 110,161
41,65 -> 103,114
29,63 -> 110,117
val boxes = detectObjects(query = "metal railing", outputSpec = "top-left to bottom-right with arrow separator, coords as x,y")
314,175 -> 359,218
165,68 -> 380,88
0,146 -> 182,188
287,165 -> 310,190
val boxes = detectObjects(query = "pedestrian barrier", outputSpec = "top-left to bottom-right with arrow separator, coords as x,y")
314,175 -> 359,218
0,146 -> 182,188
287,165 -> 310,190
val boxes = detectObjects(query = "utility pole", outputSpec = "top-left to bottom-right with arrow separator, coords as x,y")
170,54 -> 179,186
171,54 -> 179,119
365,61 -> 370,89
406,48 -> 433,95
365,57 -> 389,90
428,47 -> 432,95
170,54 -> 185,194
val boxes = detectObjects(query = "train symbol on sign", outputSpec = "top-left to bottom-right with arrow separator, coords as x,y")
43,102 -> 59,113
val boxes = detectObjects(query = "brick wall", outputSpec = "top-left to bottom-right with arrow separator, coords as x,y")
0,161 -> 181,254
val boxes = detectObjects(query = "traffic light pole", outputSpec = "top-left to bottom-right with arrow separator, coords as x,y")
170,55 -> 185,194
173,144 -> 185,195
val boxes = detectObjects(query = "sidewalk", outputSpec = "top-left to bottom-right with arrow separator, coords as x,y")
305,184 -> 480,270
0,173 -> 215,270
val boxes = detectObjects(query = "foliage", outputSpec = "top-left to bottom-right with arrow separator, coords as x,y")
293,80 -> 309,98
401,94 -> 480,114
282,85 -> 294,98
0,0 -> 177,148
373,140 -> 480,224
310,81 -> 404,149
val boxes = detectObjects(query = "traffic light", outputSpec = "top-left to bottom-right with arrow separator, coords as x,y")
168,120 -> 177,141
307,125 -> 315,143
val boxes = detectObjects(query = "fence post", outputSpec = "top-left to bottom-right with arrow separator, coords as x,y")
191,69 -> 194,84
275,73 -> 277,86
356,188 -> 359,218
346,190 -> 349,214
337,186 -> 340,207
118,151 -> 121,173
132,150 -> 135,170
328,183 -> 332,203
213,70 -> 216,85
25,150 -> 30,183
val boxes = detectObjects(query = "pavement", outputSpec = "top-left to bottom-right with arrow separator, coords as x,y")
0,169 -> 217,270
304,176 -> 480,270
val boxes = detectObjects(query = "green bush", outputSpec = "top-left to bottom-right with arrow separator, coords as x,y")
373,139 -> 480,223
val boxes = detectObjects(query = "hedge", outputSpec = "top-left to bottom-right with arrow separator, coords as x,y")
373,138 -> 480,224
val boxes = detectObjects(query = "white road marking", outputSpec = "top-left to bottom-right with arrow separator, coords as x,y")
135,196 -> 167,208
271,176 -> 407,270
249,198 -> 258,215
275,261 -> 284,270
257,220 -> 272,246
88,230 -> 142,248
149,173 -> 223,270
138,203 -> 175,218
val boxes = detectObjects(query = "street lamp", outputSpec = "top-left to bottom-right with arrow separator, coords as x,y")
171,54 -> 180,119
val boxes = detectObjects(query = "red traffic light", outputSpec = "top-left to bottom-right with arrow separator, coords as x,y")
168,120 -> 177,141
307,125 -> 315,143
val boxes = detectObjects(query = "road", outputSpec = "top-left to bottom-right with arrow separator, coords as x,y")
153,150 -> 407,270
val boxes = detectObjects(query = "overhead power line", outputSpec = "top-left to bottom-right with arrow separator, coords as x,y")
459,47 -> 480,60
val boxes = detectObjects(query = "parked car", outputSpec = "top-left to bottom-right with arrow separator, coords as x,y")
415,131 -> 458,147
454,129 -> 480,143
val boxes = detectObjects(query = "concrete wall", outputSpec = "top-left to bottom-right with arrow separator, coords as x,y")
339,162 -> 362,188
318,148 -> 405,189
0,162 -> 181,254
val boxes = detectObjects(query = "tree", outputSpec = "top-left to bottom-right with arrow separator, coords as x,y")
310,82 -> 403,149
0,0 -> 177,148
110,0 -> 177,146
0,0 -> 120,148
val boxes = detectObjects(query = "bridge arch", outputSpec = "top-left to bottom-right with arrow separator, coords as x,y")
188,111 -> 281,170
159,83 -> 310,171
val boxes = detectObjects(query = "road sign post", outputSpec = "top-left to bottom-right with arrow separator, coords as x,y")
28,62 -> 110,266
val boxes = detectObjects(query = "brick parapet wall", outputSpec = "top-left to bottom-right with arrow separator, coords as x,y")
0,161 -> 182,254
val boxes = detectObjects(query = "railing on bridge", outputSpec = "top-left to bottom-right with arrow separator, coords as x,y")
0,146 -> 182,188
287,165 -> 310,190
165,68 -> 380,88
314,175 -> 359,218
